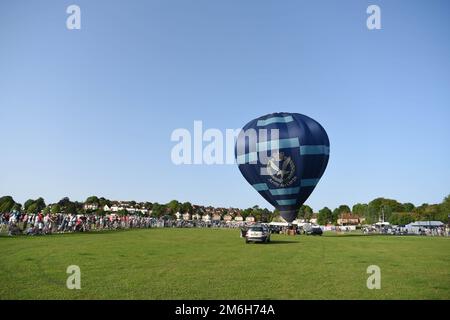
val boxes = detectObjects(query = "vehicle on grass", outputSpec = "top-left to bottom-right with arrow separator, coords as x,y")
245,224 -> 271,243
305,225 -> 323,236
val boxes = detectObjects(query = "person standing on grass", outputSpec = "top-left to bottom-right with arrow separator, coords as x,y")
22,213 -> 28,233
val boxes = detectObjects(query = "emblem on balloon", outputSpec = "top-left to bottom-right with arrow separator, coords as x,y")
266,152 -> 296,187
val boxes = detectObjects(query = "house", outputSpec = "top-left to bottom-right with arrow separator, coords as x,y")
245,216 -> 255,222
192,213 -> 201,220
110,205 -> 121,212
212,213 -> 222,221
83,203 -> 98,211
103,205 -> 110,212
126,207 -> 136,214
337,213 -> 361,226
309,213 -> 318,224
202,214 -> 211,221
175,212 -> 181,220
234,214 -> 243,222
182,212 -> 191,221
223,214 -> 233,222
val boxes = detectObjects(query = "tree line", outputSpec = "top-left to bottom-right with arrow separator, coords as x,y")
314,196 -> 450,225
0,194 -> 449,224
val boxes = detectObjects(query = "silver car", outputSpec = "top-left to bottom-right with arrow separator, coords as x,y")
245,225 -> 271,243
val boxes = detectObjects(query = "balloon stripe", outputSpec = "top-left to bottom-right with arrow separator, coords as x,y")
300,145 -> 330,155
237,138 -> 302,164
252,183 -> 269,191
300,178 -> 320,187
269,187 -> 300,195
236,152 -> 258,164
257,116 -> 294,126
257,138 -> 299,152
276,199 -> 297,206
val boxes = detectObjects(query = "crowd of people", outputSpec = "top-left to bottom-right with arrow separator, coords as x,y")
1,211 -> 448,237
0,212 -> 250,236
362,225 -> 449,236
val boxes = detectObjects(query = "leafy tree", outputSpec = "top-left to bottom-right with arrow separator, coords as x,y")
98,197 -> 111,208
167,200 -> 181,214
241,208 -> 253,219
330,205 -> 351,225
24,199 -> 34,212
144,202 -> 153,210
298,205 -> 313,221
58,197 -> 71,208
318,207 -> 332,225
434,194 -> 450,223
85,196 -> 99,204
181,202 -> 193,213
35,198 -> 46,212
260,208 -> 272,222
389,212 -> 415,225
50,204 -> 61,214
27,203 -> 38,214
12,203 -> 22,212
352,203 -> 368,217
251,205 -> 263,221
338,205 -> 351,214
368,197 -> 403,221
402,202 -> 415,212
151,203 -> 165,217
0,196 -> 16,213
331,208 -> 340,224
23,198 -> 46,214
441,194 -> 450,213
65,202 -> 78,215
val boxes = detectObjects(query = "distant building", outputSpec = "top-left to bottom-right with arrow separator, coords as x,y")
223,214 -> 233,222
202,214 -> 211,222
103,205 -> 110,212
126,207 -> 136,214
110,205 -> 121,212
212,213 -> 222,221
234,214 -> 243,222
182,212 -> 191,221
405,221 -> 444,234
83,203 -> 98,211
309,214 -> 318,224
337,213 -> 361,226
245,216 -> 255,222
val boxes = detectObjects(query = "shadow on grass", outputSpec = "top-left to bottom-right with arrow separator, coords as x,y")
0,228 -> 136,238
266,240 -> 299,244
323,233 -> 397,238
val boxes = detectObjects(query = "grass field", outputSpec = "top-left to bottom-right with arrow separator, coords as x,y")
0,228 -> 449,300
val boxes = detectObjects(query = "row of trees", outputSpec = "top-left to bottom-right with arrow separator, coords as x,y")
315,196 -> 450,225
1,194 -> 449,224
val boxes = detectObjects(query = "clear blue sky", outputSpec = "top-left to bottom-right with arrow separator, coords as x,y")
1,0 -> 449,211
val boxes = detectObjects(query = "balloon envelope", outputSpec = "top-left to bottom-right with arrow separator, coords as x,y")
235,112 -> 330,222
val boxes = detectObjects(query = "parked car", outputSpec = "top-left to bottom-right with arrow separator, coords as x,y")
245,225 -> 271,243
305,225 -> 323,236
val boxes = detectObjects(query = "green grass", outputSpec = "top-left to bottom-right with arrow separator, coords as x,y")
0,228 -> 449,299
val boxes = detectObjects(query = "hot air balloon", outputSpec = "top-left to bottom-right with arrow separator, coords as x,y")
235,112 -> 330,223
